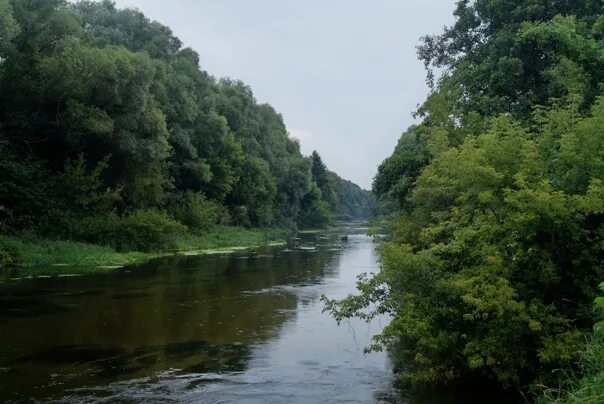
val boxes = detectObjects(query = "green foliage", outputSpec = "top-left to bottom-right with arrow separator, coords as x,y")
174,226 -> 288,252
417,0 -> 604,120
110,210 -> 187,252
229,156 -> 277,227
0,0 -> 19,57
297,183 -> 333,229
309,150 -> 375,223
334,104 -> 604,389
311,151 -> 337,206
0,144 -> 54,232
73,210 -> 186,252
0,0 -> 369,254
332,0 -> 604,394
332,175 -> 376,220
165,191 -> 227,232
0,234 -> 151,270
373,126 -> 431,208
541,283 -> 604,403
0,226 -> 287,274
59,155 -> 119,214
0,249 -> 14,266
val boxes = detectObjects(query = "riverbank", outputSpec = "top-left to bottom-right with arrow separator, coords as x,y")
0,227 -> 289,276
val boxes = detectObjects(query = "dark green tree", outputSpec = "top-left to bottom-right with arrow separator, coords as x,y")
328,0 -> 604,395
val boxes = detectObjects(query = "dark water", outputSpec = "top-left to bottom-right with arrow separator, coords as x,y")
0,225 -> 518,403
0,225 -> 398,402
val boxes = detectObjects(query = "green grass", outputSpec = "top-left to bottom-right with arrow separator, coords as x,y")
539,339 -> 604,404
539,285 -> 604,404
0,226 -> 289,277
0,235 -> 157,274
174,226 -> 288,251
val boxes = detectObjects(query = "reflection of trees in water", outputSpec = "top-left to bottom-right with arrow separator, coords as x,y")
2,340 -> 253,402
0,242 -> 342,401
15,340 -> 252,376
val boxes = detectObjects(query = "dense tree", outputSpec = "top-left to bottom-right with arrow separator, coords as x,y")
327,0 -> 604,396
0,0 -> 374,253
310,151 -> 336,205
308,150 -> 374,221
297,182 -> 332,229
0,0 -> 19,58
418,0 -> 604,120
332,176 -> 376,220
372,126 -> 431,209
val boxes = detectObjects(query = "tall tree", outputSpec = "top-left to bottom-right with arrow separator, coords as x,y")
329,0 -> 604,394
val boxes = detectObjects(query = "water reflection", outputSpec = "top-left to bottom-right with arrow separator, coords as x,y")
1,229 -> 394,402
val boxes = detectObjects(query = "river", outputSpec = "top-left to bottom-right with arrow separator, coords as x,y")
0,224 -> 517,403
0,224 -> 402,403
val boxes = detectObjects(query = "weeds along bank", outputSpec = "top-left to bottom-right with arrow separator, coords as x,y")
539,284 -> 604,403
0,227 -> 288,275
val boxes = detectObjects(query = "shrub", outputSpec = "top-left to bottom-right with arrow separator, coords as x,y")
541,283 -> 604,403
165,191 -> 227,232
0,145 -> 55,232
326,108 -> 604,390
232,205 -> 251,227
73,210 -> 186,252
112,210 -> 187,251
0,235 -> 20,267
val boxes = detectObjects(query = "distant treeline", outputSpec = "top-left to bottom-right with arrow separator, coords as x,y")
0,0 -> 374,252
326,0 -> 604,401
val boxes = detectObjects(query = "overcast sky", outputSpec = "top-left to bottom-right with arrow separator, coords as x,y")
112,0 -> 456,189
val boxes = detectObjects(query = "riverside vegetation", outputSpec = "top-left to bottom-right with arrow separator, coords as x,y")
325,1 -> 604,402
0,0 -> 375,271
3,0 -> 603,402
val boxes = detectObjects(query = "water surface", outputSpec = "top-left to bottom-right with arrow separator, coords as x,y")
0,225 -> 520,403
0,225 -> 397,402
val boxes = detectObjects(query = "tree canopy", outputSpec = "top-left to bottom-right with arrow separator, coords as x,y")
327,0 -> 604,396
0,0 -> 375,249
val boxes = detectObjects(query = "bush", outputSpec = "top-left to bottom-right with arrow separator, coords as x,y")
165,191 -> 228,232
0,145 -> 55,232
297,183 -> 333,229
232,205 -> 251,227
0,236 -> 20,267
73,210 -> 186,252
112,210 -> 187,252
326,108 -> 604,390
541,283 -> 604,403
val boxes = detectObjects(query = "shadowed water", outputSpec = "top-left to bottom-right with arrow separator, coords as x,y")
0,225 -> 519,403
0,225 -> 399,403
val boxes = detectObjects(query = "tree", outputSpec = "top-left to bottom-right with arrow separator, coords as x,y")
297,183 -> 333,229
310,151 -> 337,207
329,0 -> 604,394
417,0 -> 604,121
0,0 -> 19,58
0,0 -> 368,247
328,106 -> 604,388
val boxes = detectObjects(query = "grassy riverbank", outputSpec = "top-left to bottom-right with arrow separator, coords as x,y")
539,283 -> 604,403
0,227 -> 288,276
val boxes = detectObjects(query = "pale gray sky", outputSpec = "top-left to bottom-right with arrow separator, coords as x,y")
112,0 -> 456,189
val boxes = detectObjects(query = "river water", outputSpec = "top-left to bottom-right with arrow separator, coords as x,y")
0,224 -> 518,403
0,224 -> 402,403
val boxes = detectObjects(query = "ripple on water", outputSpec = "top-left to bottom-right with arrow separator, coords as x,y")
0,226 -> 405,403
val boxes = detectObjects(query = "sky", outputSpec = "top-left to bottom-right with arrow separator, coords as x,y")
112,0 -> 457,189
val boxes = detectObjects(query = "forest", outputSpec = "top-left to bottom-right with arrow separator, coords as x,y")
0,0 -> 374,265
326,0 -> 604,402
4,0 -> 604,402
